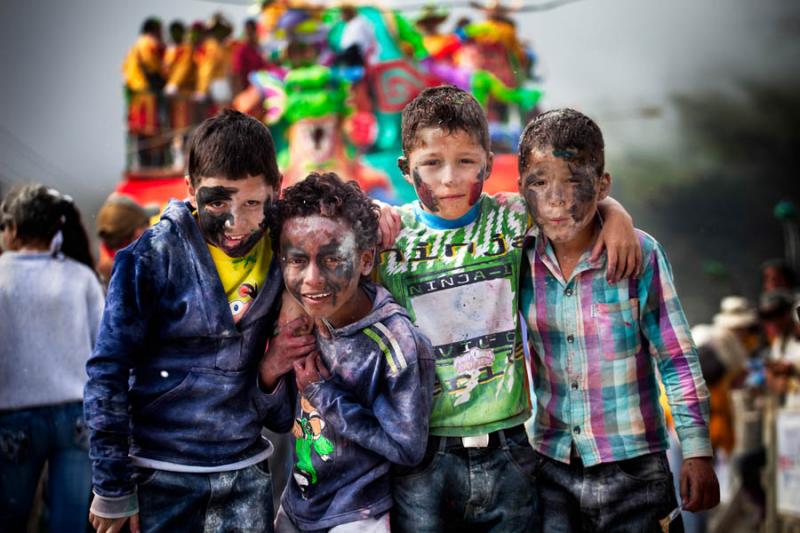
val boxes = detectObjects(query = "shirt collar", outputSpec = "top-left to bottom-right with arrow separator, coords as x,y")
413,197 -> 483,229
533,215 -> 607,284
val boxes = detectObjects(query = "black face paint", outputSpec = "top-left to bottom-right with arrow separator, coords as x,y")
468,165 -> 489,205
552,148 -> 577,160
282,238 -> 357,309
196,185 -> 267,257
412,168 -> 439,212
522,173 -> 541,221
567,165 -> 598,223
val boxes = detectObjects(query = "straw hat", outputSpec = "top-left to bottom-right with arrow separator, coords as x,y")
712,295 -> 758,331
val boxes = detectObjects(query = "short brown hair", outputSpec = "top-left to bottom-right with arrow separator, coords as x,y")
187,109 -> 280,188
401,85 -> 490,155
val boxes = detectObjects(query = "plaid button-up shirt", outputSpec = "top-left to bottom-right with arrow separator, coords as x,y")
520,229 -> 711,466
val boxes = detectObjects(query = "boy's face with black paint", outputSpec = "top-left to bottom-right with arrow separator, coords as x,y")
519,146 -> 610,245
399,127 -> 493,220
280,215 -> 374,328
186,174 -> 276,257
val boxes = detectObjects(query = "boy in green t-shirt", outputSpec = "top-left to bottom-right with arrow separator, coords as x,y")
377,85 -> 640,531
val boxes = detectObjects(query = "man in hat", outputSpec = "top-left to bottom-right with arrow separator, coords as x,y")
95,194 -> 157,285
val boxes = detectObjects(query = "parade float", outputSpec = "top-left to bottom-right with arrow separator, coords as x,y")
116,0 -> 559,209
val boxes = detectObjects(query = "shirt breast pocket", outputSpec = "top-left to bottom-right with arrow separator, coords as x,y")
592,298 -> 641,360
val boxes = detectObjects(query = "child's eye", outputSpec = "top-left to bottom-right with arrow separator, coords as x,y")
324,257 -> 343,268
420,159 -> 439,166
283,256 -> 306,266
460,158 -> 477,165
207,201 -> 227,209
244,200 -> 263,207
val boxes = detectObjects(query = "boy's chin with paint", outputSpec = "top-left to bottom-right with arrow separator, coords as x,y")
185,173 -> 276,258
519,145 -> 611,252
399,127 -> 493,221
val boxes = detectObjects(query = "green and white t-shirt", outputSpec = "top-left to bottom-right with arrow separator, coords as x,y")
378,193 -> 531,436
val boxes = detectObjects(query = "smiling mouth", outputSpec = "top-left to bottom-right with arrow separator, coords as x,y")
439,194 -> 465,200
303,292 -> 332,302
224,234 -> 248,245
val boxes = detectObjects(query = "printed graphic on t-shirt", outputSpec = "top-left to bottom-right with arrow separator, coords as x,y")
207,235 -> 271,323
293,395 -> 334,496
404,257 -> 518,407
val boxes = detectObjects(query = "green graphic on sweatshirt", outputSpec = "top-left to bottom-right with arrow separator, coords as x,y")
293,396 -> 334,493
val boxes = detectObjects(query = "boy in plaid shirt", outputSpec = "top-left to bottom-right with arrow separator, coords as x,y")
518,109 -> 719,531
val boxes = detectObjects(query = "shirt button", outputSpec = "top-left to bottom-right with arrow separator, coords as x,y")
571,381 -> 578,390
573,426 -> 581,434
565,288 -> 573,296
567,335 -> 575,343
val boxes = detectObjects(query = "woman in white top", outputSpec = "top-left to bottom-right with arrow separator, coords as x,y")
0,184 -> 104,532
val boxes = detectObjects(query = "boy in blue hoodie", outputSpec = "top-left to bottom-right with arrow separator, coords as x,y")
85,110 -> 315,532
272,172 -> 435,532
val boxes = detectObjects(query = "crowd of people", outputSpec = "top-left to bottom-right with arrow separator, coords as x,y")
122,2 -> 541,197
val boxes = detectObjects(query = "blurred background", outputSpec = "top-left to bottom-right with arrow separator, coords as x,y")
1,0 -> 797,322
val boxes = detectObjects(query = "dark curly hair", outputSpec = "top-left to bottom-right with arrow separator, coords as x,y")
1,184 -> 94,270
401,85 -> 490,156
273,172 -> 380,253
518,108 -> 605,177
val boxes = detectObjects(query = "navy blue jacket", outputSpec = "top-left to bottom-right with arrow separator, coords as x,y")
84,200 -> 292,500
282,283 -> 435,530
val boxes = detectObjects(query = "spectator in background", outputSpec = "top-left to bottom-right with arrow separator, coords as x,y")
231,18 -> 268,96
95,194 -> 157,286
123,17 -> 167,168
762,289 -> 800,401
761,258 -> 798,293
0,184 -> 104,532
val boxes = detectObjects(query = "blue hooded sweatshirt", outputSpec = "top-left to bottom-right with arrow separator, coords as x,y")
282,283 -> 435,530
84,200 -> 293,506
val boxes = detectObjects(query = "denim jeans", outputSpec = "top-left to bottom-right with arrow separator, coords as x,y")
0,401 -> 91,533
391,425 -> 539,532
135,460 -> 274,532
535,450 -> 683,532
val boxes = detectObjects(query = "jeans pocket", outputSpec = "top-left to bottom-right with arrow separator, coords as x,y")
392,447 -> 441,480
503,430 -> 540,480
614,453 -> 670,482
251,459 -> 272,481
0,412 -> 32,463
133,467 -> 161,487
73,415 -> 89,451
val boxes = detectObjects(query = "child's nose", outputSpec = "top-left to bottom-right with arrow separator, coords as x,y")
304,261 -> 325,287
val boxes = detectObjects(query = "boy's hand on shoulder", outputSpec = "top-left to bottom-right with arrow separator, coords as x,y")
89,511 -> 139,533
294,352 -> 331,393
592,207 -> 641,284
259,316 -> 316,391
679,457 -> 720,512
375,200 -> 402,250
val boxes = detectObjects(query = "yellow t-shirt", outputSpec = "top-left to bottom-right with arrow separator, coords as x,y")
207,234 -> 272,323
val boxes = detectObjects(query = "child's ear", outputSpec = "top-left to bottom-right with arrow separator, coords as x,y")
598,172 -> 612,200
360,248 -> 375,275
485,151 -> 494,181
184,175 -> 196,206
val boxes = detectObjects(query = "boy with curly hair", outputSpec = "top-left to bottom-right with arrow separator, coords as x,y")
273,172 -> 435,532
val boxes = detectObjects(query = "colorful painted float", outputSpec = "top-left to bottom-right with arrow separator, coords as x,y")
116,1 -> 547,210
